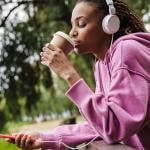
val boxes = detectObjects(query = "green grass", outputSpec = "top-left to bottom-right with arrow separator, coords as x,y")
0,121 -> 33,150
0,140 -> 20,150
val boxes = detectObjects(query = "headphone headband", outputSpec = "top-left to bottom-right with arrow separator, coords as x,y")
105,0 -> 116,15
105,0 -> 114,5
102,0 -> 120,34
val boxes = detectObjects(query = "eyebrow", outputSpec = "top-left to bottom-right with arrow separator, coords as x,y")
71,16 -> 87,24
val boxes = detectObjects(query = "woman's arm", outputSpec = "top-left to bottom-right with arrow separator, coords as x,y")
10,122 -> 101,150
66,69 -> 149,144
40,122 -> 101,150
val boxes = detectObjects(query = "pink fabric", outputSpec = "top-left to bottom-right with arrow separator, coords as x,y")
41,32 -> 150,150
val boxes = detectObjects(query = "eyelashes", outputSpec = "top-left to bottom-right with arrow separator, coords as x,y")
78,19 -> 86,27
71,18 -> 87,28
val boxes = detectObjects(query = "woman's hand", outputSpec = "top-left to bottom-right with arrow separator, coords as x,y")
40,44 -> 81,86
8,132 -> 42,150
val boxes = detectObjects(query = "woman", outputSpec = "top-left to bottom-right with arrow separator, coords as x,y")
11,0 -> 150,149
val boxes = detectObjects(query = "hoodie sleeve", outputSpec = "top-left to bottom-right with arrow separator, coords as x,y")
40,122 -> 101,150
66,39 -> 149,144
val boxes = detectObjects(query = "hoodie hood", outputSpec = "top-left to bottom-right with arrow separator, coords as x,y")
113,32 -> 150,52
109,32 -> 150,82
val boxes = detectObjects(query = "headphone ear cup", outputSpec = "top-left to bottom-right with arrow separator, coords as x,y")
102,15 -> 120,34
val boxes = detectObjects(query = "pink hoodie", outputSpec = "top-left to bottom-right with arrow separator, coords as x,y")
40,32 -> 150,150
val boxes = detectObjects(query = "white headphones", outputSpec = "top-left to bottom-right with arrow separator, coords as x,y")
102,0 -> 120,34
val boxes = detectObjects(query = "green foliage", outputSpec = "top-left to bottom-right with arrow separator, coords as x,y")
0,111 -> 6,130
127,0 -> 150,16
0,0 -> 77,131
0,0 -> 73,124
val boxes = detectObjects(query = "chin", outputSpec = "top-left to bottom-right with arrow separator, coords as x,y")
73,47 -> 88,55
73,48 -> 79,53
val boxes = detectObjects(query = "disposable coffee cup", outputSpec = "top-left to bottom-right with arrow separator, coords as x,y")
50,31 -> 74,55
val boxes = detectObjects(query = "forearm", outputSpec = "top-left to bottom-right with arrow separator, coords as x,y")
66,72 -> 149,144
63,69 -> 81,87
40,122 -> 101,150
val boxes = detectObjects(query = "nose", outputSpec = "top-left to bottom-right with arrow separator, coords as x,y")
69,28 -> 78,38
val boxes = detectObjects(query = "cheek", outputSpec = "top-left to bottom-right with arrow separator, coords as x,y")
77,23 -> 103,53
83,28 -> 102,49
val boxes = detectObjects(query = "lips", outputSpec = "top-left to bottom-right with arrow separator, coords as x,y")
73,40 -> 80,48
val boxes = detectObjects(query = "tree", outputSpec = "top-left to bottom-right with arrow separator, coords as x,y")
0,0 -> 74,125
127,0 -> 150,17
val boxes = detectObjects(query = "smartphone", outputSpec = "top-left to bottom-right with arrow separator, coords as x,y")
0,134 -> 15,140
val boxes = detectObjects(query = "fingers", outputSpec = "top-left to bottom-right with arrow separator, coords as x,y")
44,43 -> 58,50
25,135 -> 32,147
40,52 -> 49,61
9,132 -> 41,150
40,43 -> 65,70
15,133 -> 32,149
40,47 -> 53,61
40,52 -> 52,66
43,43 -> 56,52
40,45 -> 57,66
20,134 -> 28,148
42,47 -> 52,53
15,133 -> 23,147
44,43 -> 49,47
42,43 -> 62,53
41,44 -> 63,58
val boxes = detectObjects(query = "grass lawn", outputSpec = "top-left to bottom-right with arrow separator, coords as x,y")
0,140 -> 20,150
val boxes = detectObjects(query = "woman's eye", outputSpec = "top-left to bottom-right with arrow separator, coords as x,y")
78,20 -> 86,27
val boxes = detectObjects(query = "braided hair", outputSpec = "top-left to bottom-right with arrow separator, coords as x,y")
76,0 -> 147,41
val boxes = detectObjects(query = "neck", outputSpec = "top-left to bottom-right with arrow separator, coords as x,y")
94,34 -> 112,60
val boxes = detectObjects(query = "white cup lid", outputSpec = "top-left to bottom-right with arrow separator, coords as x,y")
54,31 -> 74,46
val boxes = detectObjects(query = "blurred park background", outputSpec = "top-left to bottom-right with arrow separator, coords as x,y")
0,0 -> 150,149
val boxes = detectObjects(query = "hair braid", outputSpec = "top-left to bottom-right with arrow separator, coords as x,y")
114,0 -> 147,40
